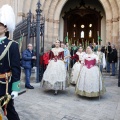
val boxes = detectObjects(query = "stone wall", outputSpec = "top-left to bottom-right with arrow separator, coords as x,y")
0,0 -> 120,50
59,0 -> 106,45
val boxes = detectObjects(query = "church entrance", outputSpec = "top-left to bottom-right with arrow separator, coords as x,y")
59,0 -> 106,46
63,5 -> 102,45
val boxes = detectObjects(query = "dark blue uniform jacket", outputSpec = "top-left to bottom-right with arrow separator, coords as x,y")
0,38 -> 21,96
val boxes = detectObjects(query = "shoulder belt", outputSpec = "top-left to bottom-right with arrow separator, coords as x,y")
0,41 -> 13,60
10,39 -> 18,44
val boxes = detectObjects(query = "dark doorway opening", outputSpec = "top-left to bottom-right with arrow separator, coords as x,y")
63,6 -> 103,45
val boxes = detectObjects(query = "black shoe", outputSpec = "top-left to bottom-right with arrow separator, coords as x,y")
25,85 -> 34,89
110,74 -> 115,76
29,85 -> 34,88
107,71 -> 110,73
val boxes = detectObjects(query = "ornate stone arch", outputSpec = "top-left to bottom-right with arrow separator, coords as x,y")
18,0 -> 120,48
51,0 -> 117,43
108,0 -> 119,44
42,0 -> 53,42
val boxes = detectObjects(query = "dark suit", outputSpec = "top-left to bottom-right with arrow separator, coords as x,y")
70,46 -> 77,68
109,48 -> 118,75
106,45 -> 112,72
0,38 -> 21,120
109,48 -> 117,63
106,45 -> 112,62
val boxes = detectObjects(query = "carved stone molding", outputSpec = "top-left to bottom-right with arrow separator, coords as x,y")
18,12 -> 25,17
63,3 -> 103,20
106,19 -> 112,23
106,17 -> 119,23
112,17 -> 119,22
46,18 -> 59,23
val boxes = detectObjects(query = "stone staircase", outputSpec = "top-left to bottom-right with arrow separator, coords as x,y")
102,69 -> 118,79
20,67 -> 37,82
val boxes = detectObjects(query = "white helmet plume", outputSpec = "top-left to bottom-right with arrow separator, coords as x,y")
0,4 -> 15,32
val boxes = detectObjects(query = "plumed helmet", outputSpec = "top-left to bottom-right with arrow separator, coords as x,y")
0,4 -> 15,33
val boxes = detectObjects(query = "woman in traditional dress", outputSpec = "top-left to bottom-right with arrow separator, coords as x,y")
75,46 -> 106,97
42,40 -> 68,95
70,47 -> 85,84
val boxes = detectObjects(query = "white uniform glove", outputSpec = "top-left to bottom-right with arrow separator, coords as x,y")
11,91 -> 18,99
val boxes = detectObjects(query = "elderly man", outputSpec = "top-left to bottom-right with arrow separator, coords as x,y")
22,44 -> 36,89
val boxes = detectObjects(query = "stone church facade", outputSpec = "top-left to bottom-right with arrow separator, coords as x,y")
0,0 -> 120,50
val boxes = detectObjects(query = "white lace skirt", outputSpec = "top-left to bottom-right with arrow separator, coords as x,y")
42,60 -> 68,90
75,66 -> 106,97
70,62 -> 81,84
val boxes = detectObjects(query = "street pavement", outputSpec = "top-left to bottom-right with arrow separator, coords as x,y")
3,72 -> 120,120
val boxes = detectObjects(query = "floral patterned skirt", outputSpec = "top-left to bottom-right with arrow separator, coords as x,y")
42,60 -> 68,90
75,66 -> 106,97
70,62 -> 81,84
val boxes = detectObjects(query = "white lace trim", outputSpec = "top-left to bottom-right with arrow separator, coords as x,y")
84,53 -> 98,60
51,48 -> 64,56
76,52 -> 86,61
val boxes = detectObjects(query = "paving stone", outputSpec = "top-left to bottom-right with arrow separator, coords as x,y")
2,72 -> 120,120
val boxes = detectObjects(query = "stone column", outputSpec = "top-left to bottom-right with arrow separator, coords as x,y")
106,19 -> 113,43
112,18 -> 119,47
44,23 -> 52,51
53,20 -> 59,40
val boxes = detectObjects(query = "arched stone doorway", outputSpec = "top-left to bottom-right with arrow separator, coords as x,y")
59,0 -> 106,45
63,5 -> 103,44
10,0 -> 119,49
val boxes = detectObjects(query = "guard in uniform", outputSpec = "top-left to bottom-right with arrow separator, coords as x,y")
0,5 -> 21,120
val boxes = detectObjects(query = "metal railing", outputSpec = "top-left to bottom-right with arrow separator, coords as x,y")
13,0 -> 45,82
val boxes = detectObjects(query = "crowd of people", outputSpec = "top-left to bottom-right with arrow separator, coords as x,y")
0,4 -> 118,120
21,39 -> 118,97
41,41 -> 118,74
0,5 -> 117,120
40,40 -> 117,95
